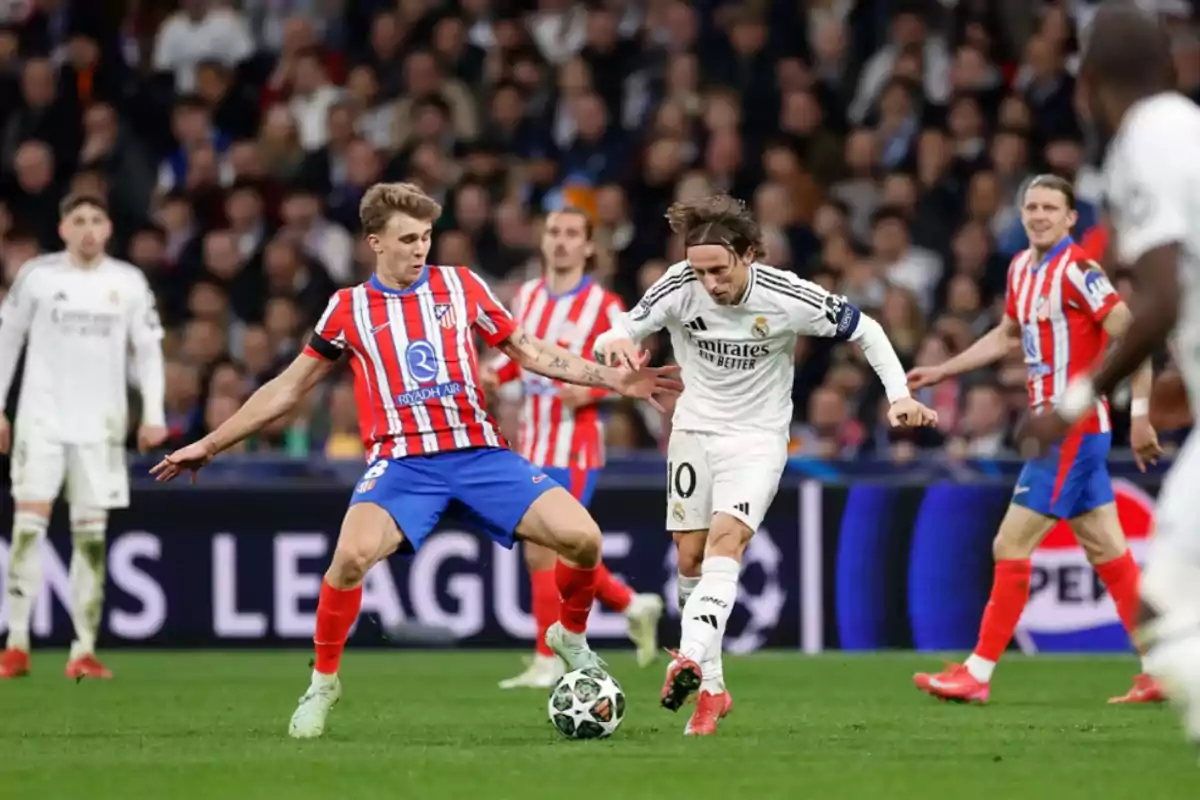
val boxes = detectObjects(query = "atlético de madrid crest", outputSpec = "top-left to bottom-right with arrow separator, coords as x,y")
435,303 -> 457,329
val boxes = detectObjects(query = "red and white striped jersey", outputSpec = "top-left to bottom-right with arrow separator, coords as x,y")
491,276 -> 623,469
1005,237 -> 1122,433
304,267 -> 517,462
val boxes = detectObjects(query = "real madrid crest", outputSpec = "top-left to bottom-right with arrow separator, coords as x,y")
672,501 -> 685,523
751,316 -> 769,339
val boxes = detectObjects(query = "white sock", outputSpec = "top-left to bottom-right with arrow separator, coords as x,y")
677,573 -> 700,612
68,515 -> 107,660
964,654 -> 996,683
1141,542 -> 1200,649
310,669 -> 338,687
4,512 -> 49,652
677,556 -> 740,666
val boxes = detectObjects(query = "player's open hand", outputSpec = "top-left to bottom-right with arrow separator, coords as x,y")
1017,411 -> 1070,459
150,440 -> 216,483
1130,416 -> 1163,472
906,366 -> 947,391
887,397 -> 938,428
137,424 -> 169,453
609,351 -> 683,413
598,337 -> 643,370
0,414 -> 9,454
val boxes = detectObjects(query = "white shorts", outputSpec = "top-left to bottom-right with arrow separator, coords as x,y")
10,437 -> 129,510
665,430 -> 788,532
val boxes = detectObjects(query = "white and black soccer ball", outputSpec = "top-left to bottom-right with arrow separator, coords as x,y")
548,667 -> 625,740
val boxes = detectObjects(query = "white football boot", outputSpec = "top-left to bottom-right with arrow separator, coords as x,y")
498,654 -> 564,689
288,673 -> 342,739
544,622 -> 605,671
625,593 -> 664,667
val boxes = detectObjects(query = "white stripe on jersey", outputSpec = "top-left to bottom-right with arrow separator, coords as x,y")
530,294 -> 575,465
351,285 -> 405,458
442,267 -> 501,448
1048,251 -> 1070,403
383,296 -> 438,452
414,281 -> 471,450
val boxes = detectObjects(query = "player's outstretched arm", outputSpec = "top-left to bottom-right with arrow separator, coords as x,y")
908,316 -> 1020,389
847,314 -> 938,427
497,328 -> 683,412
150,352 -> 337,481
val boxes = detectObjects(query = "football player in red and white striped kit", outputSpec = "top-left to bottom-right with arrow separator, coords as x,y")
485,208 -> 664,689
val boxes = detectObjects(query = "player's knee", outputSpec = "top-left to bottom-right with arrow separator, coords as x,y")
556,520 -> 602,568
706,515 -> 753,560
328,541 -> 375,587
992,531 -> 1035,560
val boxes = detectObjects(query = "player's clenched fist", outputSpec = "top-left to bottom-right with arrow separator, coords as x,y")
887,396 -> 938,428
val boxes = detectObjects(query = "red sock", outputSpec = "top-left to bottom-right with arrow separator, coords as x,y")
530,569 -> 559,656
973,559 -> 1033,662
1095,550 -> 1142,648
313,580 -> 363,675
555,560 -> 598,634
594,564 -> 633,613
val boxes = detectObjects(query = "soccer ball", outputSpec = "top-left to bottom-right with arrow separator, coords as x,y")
548,666 -> 625,739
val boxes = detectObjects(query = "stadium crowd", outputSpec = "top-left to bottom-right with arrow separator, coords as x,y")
0,0 -> 1196,463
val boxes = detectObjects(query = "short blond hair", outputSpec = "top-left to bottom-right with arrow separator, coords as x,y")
359,182 -> 443,236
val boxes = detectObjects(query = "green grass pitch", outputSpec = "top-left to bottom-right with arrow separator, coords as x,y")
1,651 -> 1196,799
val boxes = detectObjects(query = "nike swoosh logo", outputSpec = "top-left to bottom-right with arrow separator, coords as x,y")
1013,486 -> 1030,495
371,321 -> 390,335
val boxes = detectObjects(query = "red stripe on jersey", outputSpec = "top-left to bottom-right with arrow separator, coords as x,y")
428,267 -> 486,450
1008,241 -> 1115,434
509,278 -> 615,469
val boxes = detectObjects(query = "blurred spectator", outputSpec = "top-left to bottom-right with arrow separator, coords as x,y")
0,0 -> 1191,463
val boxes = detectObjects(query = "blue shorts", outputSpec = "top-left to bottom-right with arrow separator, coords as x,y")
1012,432 -> 1114,519
349,447 -> 558,553
541,466 -> 600,507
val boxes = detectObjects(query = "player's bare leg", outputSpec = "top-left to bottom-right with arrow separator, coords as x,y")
1,500 -> 52,679
499,542 -> 564,689
514,487 -> 605,672
63,510 -> 113,679
1070,503 -> 1164,704
914,504 -> 1055,703
288,502 -> 403,739
666,516 -> 746,735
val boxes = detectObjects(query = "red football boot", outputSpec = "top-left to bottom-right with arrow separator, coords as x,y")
660,649 -> 702,711
913,663 -> 990,704
1109,673 -> 1166,704
685,689 -> 734,736
0,648 -> 30,678
65,654 -> 113,680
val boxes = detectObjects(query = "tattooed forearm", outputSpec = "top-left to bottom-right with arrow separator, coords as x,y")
506,329 -> 615,388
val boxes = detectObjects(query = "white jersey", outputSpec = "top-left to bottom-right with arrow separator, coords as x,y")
601,261 -> 910,436
1104,92 -> 1200,411
0,252 -> 166,444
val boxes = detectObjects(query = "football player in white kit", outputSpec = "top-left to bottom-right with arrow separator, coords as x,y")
595,195 -> 938,735
1019,2 -> 1200,750
0,192 -> 167,679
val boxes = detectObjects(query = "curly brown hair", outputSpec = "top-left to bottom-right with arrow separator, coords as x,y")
665,194 -> 763,260
359,182 -> 443,236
